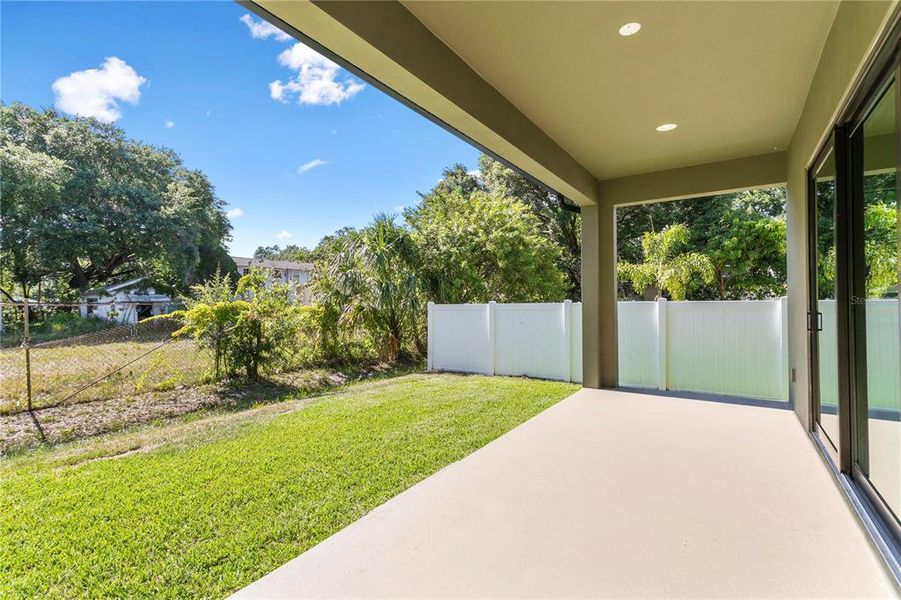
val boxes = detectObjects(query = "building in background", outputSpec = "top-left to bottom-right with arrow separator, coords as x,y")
231,256 -> 313,303
78,278 -> 174,324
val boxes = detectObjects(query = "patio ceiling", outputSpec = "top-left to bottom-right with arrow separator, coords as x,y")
403,1 -> 840,180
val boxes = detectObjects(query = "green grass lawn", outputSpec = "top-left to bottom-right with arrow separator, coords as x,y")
0,373 -> 577,598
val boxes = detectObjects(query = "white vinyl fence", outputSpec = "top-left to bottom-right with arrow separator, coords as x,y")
428,299 -> 900,404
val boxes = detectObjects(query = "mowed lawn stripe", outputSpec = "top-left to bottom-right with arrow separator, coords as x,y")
1,373 -> 576,598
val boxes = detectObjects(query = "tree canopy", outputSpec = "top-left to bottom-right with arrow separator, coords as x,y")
617,187 -> 787,300
479,155 -> 581,299
618,224 -> 715,301
307,168 -> 569,359
407,188 -> 566,303
0,103 -> 233,299
311,216 -> 422,361
252,244 -> 314,263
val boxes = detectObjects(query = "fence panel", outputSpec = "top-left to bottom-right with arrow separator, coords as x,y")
495,303 -> 568,380
864,300 -> 900,411
428,304 -> 493,375
428,298 -> 898,405
616,302 -> 657,388
817,300 -> 839,411
665,300 -> 783,400
429,299 -> 786,400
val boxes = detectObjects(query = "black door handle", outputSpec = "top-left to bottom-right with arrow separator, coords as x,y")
808,311 -> 824,332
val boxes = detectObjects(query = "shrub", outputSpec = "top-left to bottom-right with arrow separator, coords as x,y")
164,268 -> 311,380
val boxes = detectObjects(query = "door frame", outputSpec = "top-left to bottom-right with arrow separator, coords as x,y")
805,142 -> 838,460
806,16 -> 901,565
847,53 -> 901,545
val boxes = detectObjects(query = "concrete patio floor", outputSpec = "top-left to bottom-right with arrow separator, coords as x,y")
234,388 -> 897,598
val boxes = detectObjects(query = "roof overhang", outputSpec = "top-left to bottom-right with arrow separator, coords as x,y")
246,0 -> 599,205
247,1 -> 848,206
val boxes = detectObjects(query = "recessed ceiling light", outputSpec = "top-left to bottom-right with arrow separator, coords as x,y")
656,123 -> 678,132
619,22 -> 641,36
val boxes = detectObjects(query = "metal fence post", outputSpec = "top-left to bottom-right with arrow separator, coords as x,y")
656,297 -> 667,390
22,301 -> 33,412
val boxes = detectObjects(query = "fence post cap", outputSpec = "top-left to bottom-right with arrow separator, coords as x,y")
563,299 -> 572,305
488,300 -> 496,305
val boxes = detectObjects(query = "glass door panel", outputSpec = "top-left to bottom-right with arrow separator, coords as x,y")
813,150 -> 841,451
858,78 -> 899,521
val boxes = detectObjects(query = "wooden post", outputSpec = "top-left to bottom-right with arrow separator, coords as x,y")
23,301 -> 32,412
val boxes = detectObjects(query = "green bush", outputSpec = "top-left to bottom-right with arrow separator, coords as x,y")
164,268 -> 318,380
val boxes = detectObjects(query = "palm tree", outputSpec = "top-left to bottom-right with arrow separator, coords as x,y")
617,224 -> 714,300
315,215 -> 421,362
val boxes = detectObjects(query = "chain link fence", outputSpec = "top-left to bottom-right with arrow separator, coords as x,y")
0,301 -> 210,414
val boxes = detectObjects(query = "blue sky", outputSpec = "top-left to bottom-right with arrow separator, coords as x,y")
1,1 -> 480,256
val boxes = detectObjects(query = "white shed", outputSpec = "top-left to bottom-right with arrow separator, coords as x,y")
79,278 -> 175,324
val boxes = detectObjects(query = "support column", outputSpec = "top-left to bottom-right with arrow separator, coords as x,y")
581,202 -> 618,388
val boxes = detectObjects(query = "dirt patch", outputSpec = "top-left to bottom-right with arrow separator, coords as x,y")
1,363 -> 416,454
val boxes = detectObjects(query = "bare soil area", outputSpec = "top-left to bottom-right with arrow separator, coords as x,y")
1,363 -> 412,454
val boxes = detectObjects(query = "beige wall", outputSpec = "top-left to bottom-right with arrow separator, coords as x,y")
598,152 -> 787,207
583,1 -> 898,414
784,0 -> 898,427
580,204 -> 617,388
582,152 -> 787,387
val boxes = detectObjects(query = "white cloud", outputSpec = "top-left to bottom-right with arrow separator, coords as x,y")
52,57 -> 146,122
467,170 -> 480,178
298,158 -> 328,174
240,14 -> 291,42
393,205 -> 406,213
227,207 -> 245,219
270,43 -> 365,106
164,119 -> 175,129
275,230 -> 293,239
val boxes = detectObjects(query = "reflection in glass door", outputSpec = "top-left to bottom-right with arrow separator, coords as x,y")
855,76 -> 899,523
811,149 -> 841,452
808,26 -> 900,556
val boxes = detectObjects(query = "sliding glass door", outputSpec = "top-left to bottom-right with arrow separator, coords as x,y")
809,46 -> 899,541
810,147 -> 841,455
852,73 -> 899,525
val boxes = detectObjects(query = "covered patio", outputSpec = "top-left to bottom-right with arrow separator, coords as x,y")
235,388 -> 894,598
239,0 -> 900,593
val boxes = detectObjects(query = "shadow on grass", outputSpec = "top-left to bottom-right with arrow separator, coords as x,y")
216,360 -> 424,411
4,360 -> 424,455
